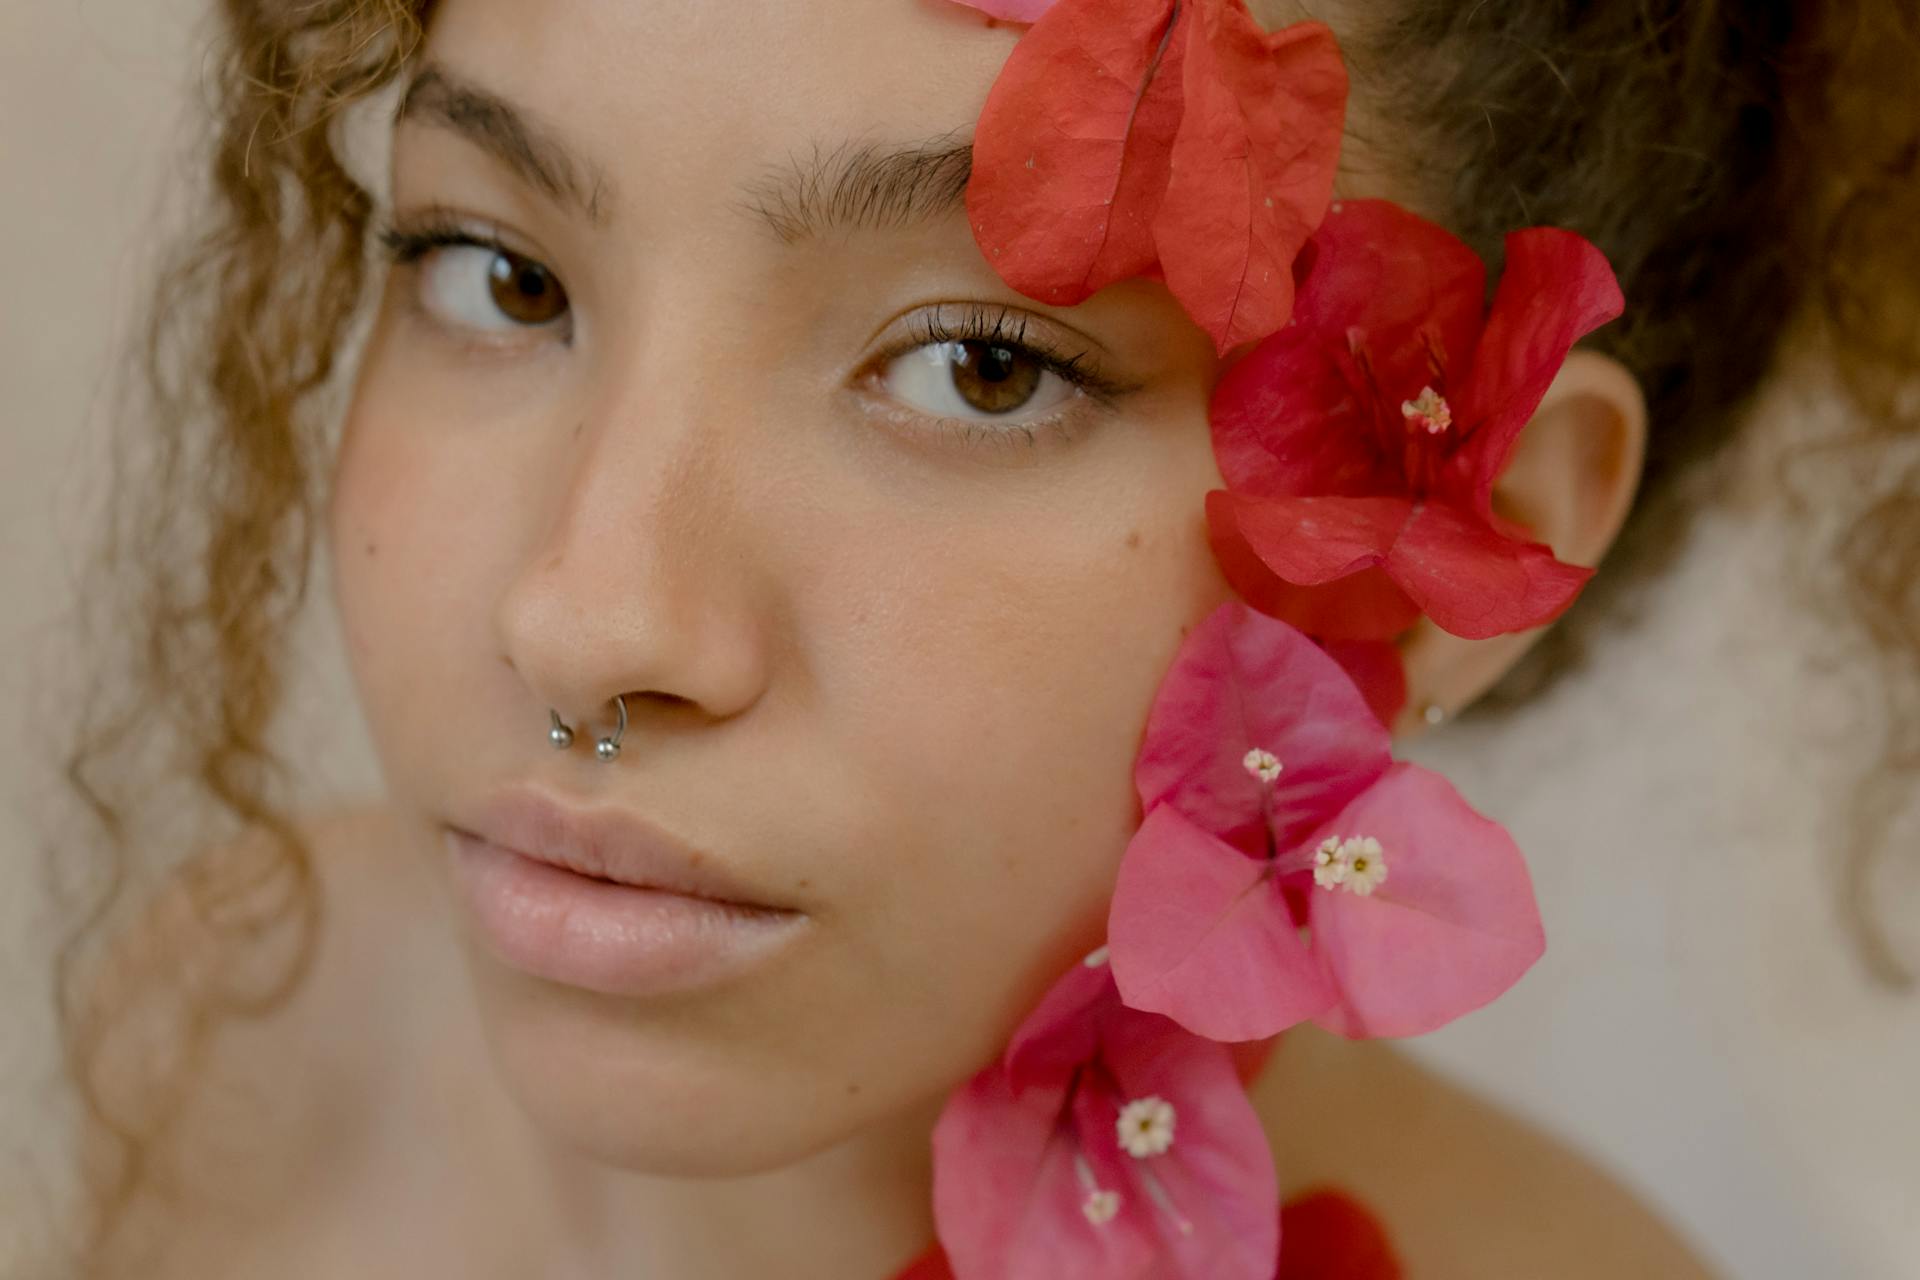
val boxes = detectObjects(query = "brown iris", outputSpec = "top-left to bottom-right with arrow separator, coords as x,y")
947,340 -> 1043,414
484,248 -> 568,326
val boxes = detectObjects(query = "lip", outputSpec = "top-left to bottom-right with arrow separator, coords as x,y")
443,785 -> 805,997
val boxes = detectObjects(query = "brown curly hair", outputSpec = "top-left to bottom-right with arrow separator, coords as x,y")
35,0 -> 1919,1268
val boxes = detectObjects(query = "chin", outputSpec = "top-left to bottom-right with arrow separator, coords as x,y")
459,948 -> 899,1177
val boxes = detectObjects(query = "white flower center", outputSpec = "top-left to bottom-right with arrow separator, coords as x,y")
1242,747 -> 1283,784
1082,1188 -> 1121,1225
1313,835 -> 1389,895
1401,385 -> 1453,435
1115,1095 -> 1177,1158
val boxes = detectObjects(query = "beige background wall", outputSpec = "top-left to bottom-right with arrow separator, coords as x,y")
3,2 -> 203,1267
3,5 -> 1913,1278
2,2 -> 376,1268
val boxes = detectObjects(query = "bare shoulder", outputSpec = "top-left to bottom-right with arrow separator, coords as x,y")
1250,1026 -> 1719,1280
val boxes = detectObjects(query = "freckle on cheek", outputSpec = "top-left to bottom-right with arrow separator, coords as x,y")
364,541 -> 378,558
1125,530 -> 1142,550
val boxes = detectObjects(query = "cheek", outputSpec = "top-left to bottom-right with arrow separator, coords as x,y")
324,335 -> 515,797
817,445 -> 1233,1080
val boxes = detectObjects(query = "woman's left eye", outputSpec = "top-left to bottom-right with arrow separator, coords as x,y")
864,308 -> 1134,445
878,338 -> 1078,423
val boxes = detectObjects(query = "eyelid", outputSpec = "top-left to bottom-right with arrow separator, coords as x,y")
376,205 -> 574,349
849,303 -> 1147,458
864,302 -> 1143,407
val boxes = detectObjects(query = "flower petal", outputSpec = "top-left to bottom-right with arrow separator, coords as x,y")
933,1061 -> 1159,1280
1207,491 -> 1423,641
1110,805 -> 1337,1041
1154,13 -> 1346,354
1095,1010 -> 1282,1278
935,964 -> 1280,1280
1206,199 -> 1485,499
1314,639 -> 1407,728
1304,764 -> 1545,1038
1454,227 -> 1625,515
1005,950 -> 1111,1087
947,0 -> 1057,20
965,0 -> 1191,304
1208,326 -> 1388,499
1133,599 -> 1392,853
1289,199 -> 1487,402
1277,1190 -> 1404,1279
1380,501 -> 1593,639
890,1246 -> 958,1280
1214,491 -> 1410,586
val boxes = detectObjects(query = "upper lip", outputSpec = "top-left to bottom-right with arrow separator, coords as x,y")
451,783 -> 794,913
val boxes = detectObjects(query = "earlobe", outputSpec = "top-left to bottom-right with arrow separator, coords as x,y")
1394,349 -> 1648,737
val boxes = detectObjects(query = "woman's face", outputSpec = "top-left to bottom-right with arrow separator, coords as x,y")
328,0 -> 1232,1174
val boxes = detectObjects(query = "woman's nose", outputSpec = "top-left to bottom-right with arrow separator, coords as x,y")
492,391 -> 775,741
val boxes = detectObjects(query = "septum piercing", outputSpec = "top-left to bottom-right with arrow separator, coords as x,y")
548,695 -> 627,761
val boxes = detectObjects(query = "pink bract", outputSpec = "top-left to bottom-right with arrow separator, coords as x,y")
932,954 -> 1279,1280
1108,602 -> 1545,1040
946,0 -> 1058,23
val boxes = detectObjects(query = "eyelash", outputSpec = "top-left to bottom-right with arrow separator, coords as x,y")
377,210 -> 508,271
374,213 -> 1137,450
865,303 -> 1136,450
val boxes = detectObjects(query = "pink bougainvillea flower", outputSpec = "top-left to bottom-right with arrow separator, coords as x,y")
948,0 -> 1057,21
899,1186 -> 1402,1280
1207,198 -> 1625,640
931,949 -> 1279,1280
1107,601 -> 1544,1041
963,0 -> 1347,354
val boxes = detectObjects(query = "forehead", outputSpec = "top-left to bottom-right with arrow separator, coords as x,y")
412,0 -> 1022,236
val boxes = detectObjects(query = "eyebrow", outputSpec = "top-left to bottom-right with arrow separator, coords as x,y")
396,64 -> 616,225
735,132 -> 975,244
394,63 -> 974,243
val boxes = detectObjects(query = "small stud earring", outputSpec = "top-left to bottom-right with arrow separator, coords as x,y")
1421,702 -> 1447,727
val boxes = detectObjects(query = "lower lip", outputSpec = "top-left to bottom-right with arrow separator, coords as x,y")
444,828 -> 805,998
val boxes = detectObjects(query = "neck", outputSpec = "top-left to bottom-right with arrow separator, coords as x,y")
502,1064 -> 943,1280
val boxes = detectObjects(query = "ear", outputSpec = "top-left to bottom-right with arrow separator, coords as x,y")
1393,349 -> 1648,737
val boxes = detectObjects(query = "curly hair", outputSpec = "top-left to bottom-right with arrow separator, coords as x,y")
36,0 -> 1919,1268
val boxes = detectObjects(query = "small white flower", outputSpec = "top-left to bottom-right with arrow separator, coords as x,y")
1400,385 -> 1453,435
1312,836 -> 1351,889
1345,836 -> 1388,896
1315,835 -> 1389,896
1082,1188 -> 1121,1225
1242,747 -> 1283,784
1116,1095 -> 1176,1158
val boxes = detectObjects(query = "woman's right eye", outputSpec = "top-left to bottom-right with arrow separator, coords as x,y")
378,222 -> 571,338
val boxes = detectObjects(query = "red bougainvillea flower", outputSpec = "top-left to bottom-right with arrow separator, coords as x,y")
1275,1190 -> 1404,1279
930,948 -> 1279,1280
1206,198 -> 1625,641
1106,601 -> 1545,1041
957,0 -> 1348,354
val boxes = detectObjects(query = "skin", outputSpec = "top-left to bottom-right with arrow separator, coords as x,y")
135,0 -> 1692,1276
